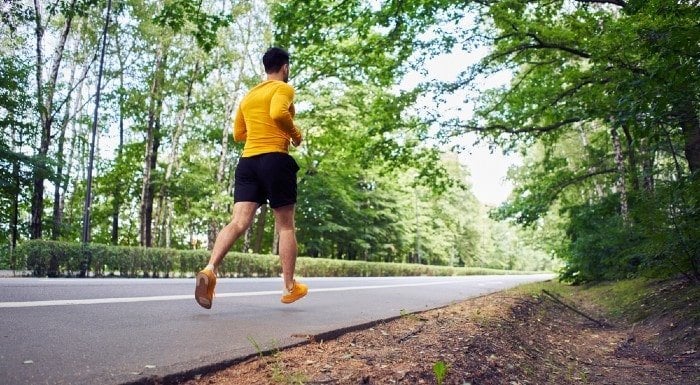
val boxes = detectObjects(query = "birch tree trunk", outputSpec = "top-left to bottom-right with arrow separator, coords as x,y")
60,94 -> 81,232
30,0 -> 77,239
208,8 -> 261,249
51,56 -> 78,240
112,29 -> 128,245
242,227 -> 252,253
207,104 -> 233,249
156,62 -> 198,247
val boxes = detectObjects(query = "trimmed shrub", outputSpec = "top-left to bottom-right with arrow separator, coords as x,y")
13,240 -> 536,278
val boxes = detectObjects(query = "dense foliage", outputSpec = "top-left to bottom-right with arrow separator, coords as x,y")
274,0 -> 700,282
432,0 -> 699,282
1,0 -> 554,275
4,0 -> 697,281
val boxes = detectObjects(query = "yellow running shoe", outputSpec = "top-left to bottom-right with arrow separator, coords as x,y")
195,269 -> 216,309
281,280 -> 308,304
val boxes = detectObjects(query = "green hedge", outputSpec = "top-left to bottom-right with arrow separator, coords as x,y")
13,240 -> 529,278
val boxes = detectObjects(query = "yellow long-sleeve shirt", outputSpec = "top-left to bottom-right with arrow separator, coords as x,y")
233,80 -> 302,157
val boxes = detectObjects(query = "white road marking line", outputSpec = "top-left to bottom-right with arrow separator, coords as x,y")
0,280 -> 463,308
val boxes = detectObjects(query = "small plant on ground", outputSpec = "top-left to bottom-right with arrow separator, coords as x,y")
247,336 -> 264,358
248,337 -> 307,384
433,360 -> 449,385
399,308 -> 419,321
269,354 -> 307,385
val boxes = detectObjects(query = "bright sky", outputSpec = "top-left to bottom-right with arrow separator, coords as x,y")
402,48 -> 521,207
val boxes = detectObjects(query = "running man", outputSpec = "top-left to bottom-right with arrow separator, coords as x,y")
195,47 -> 308,309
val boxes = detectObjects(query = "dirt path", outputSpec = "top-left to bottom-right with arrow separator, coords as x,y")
170,280 -> 698,385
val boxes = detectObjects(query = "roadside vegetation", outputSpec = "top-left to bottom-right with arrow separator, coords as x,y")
12,239 -> 539,278
176,277 -> 699,385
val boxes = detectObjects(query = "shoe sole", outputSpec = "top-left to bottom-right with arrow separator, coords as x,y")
195,272 -> 213,309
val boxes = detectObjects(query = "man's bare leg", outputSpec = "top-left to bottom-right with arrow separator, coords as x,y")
273,204 -> 298,290
196,202 -> 258,309
207,201 -> 259,268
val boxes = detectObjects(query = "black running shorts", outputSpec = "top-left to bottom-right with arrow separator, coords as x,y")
233,152 -> 300,208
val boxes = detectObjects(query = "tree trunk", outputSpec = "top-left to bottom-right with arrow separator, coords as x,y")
112,32 -> 127,245
111,121 -> 123,245
208,11 -> 258,249
156,62 -> 198,247
579,125 -> 605,197
60,98 -> 80,232
622,124 -> 640,192
640,138 -> 655,193
675,102 -> 700,175
79,0 -> 112,277
140,48 -> 167,247
51,57 -> 79,240
30,0 -> 47,239
30,0 -> 77,239
164,201 -> 173,248
253,204 -> 268,253
611,127 -> 629,222
242,227 -> 252,253
10,125 -> 21,270
272,226 -> 280,255
208,103 -> 234,247
208,104 -> 237,247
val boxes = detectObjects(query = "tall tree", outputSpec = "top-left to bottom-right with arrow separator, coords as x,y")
139,45 -> 167,247
30,0 -> 79,239
79,0 -> 112,276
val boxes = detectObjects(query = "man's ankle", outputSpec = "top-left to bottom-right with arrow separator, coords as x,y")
285,281 -> 294,292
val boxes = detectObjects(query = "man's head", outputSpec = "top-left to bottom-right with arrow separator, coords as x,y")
263,47 -> 290,83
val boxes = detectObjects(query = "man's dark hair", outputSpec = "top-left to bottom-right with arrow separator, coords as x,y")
263,47 -> 290,74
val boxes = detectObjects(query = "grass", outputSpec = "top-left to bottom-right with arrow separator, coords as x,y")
269,351 -> 308,385
509,276 -> 700,325
576,278 -> 651,320
247,336 -> 265,358
247,336 -> 308,384
399,308 -> 420,321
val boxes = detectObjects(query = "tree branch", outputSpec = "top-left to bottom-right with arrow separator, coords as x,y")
550,167 -> 616,198
51,53 -> 97,124
573,0 -> 627,7
481,59 -> 559,116
525,33 -> 592,58
451,117 -> 583,134
547,77 -> 608,108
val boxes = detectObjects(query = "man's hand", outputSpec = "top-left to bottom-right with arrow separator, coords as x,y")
291,125 -> 302,147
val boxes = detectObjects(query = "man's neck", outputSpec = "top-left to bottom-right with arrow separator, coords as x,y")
266,73 -> 285,82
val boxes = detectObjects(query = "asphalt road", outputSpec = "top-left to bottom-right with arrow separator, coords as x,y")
0,274 -> 554,385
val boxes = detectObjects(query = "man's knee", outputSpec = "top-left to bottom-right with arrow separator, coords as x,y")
273,205 -> 295,231
230,217 -> 252,233
229,202 -> 258,232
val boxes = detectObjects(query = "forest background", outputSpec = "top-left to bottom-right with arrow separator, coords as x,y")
1,0 -> 698,282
